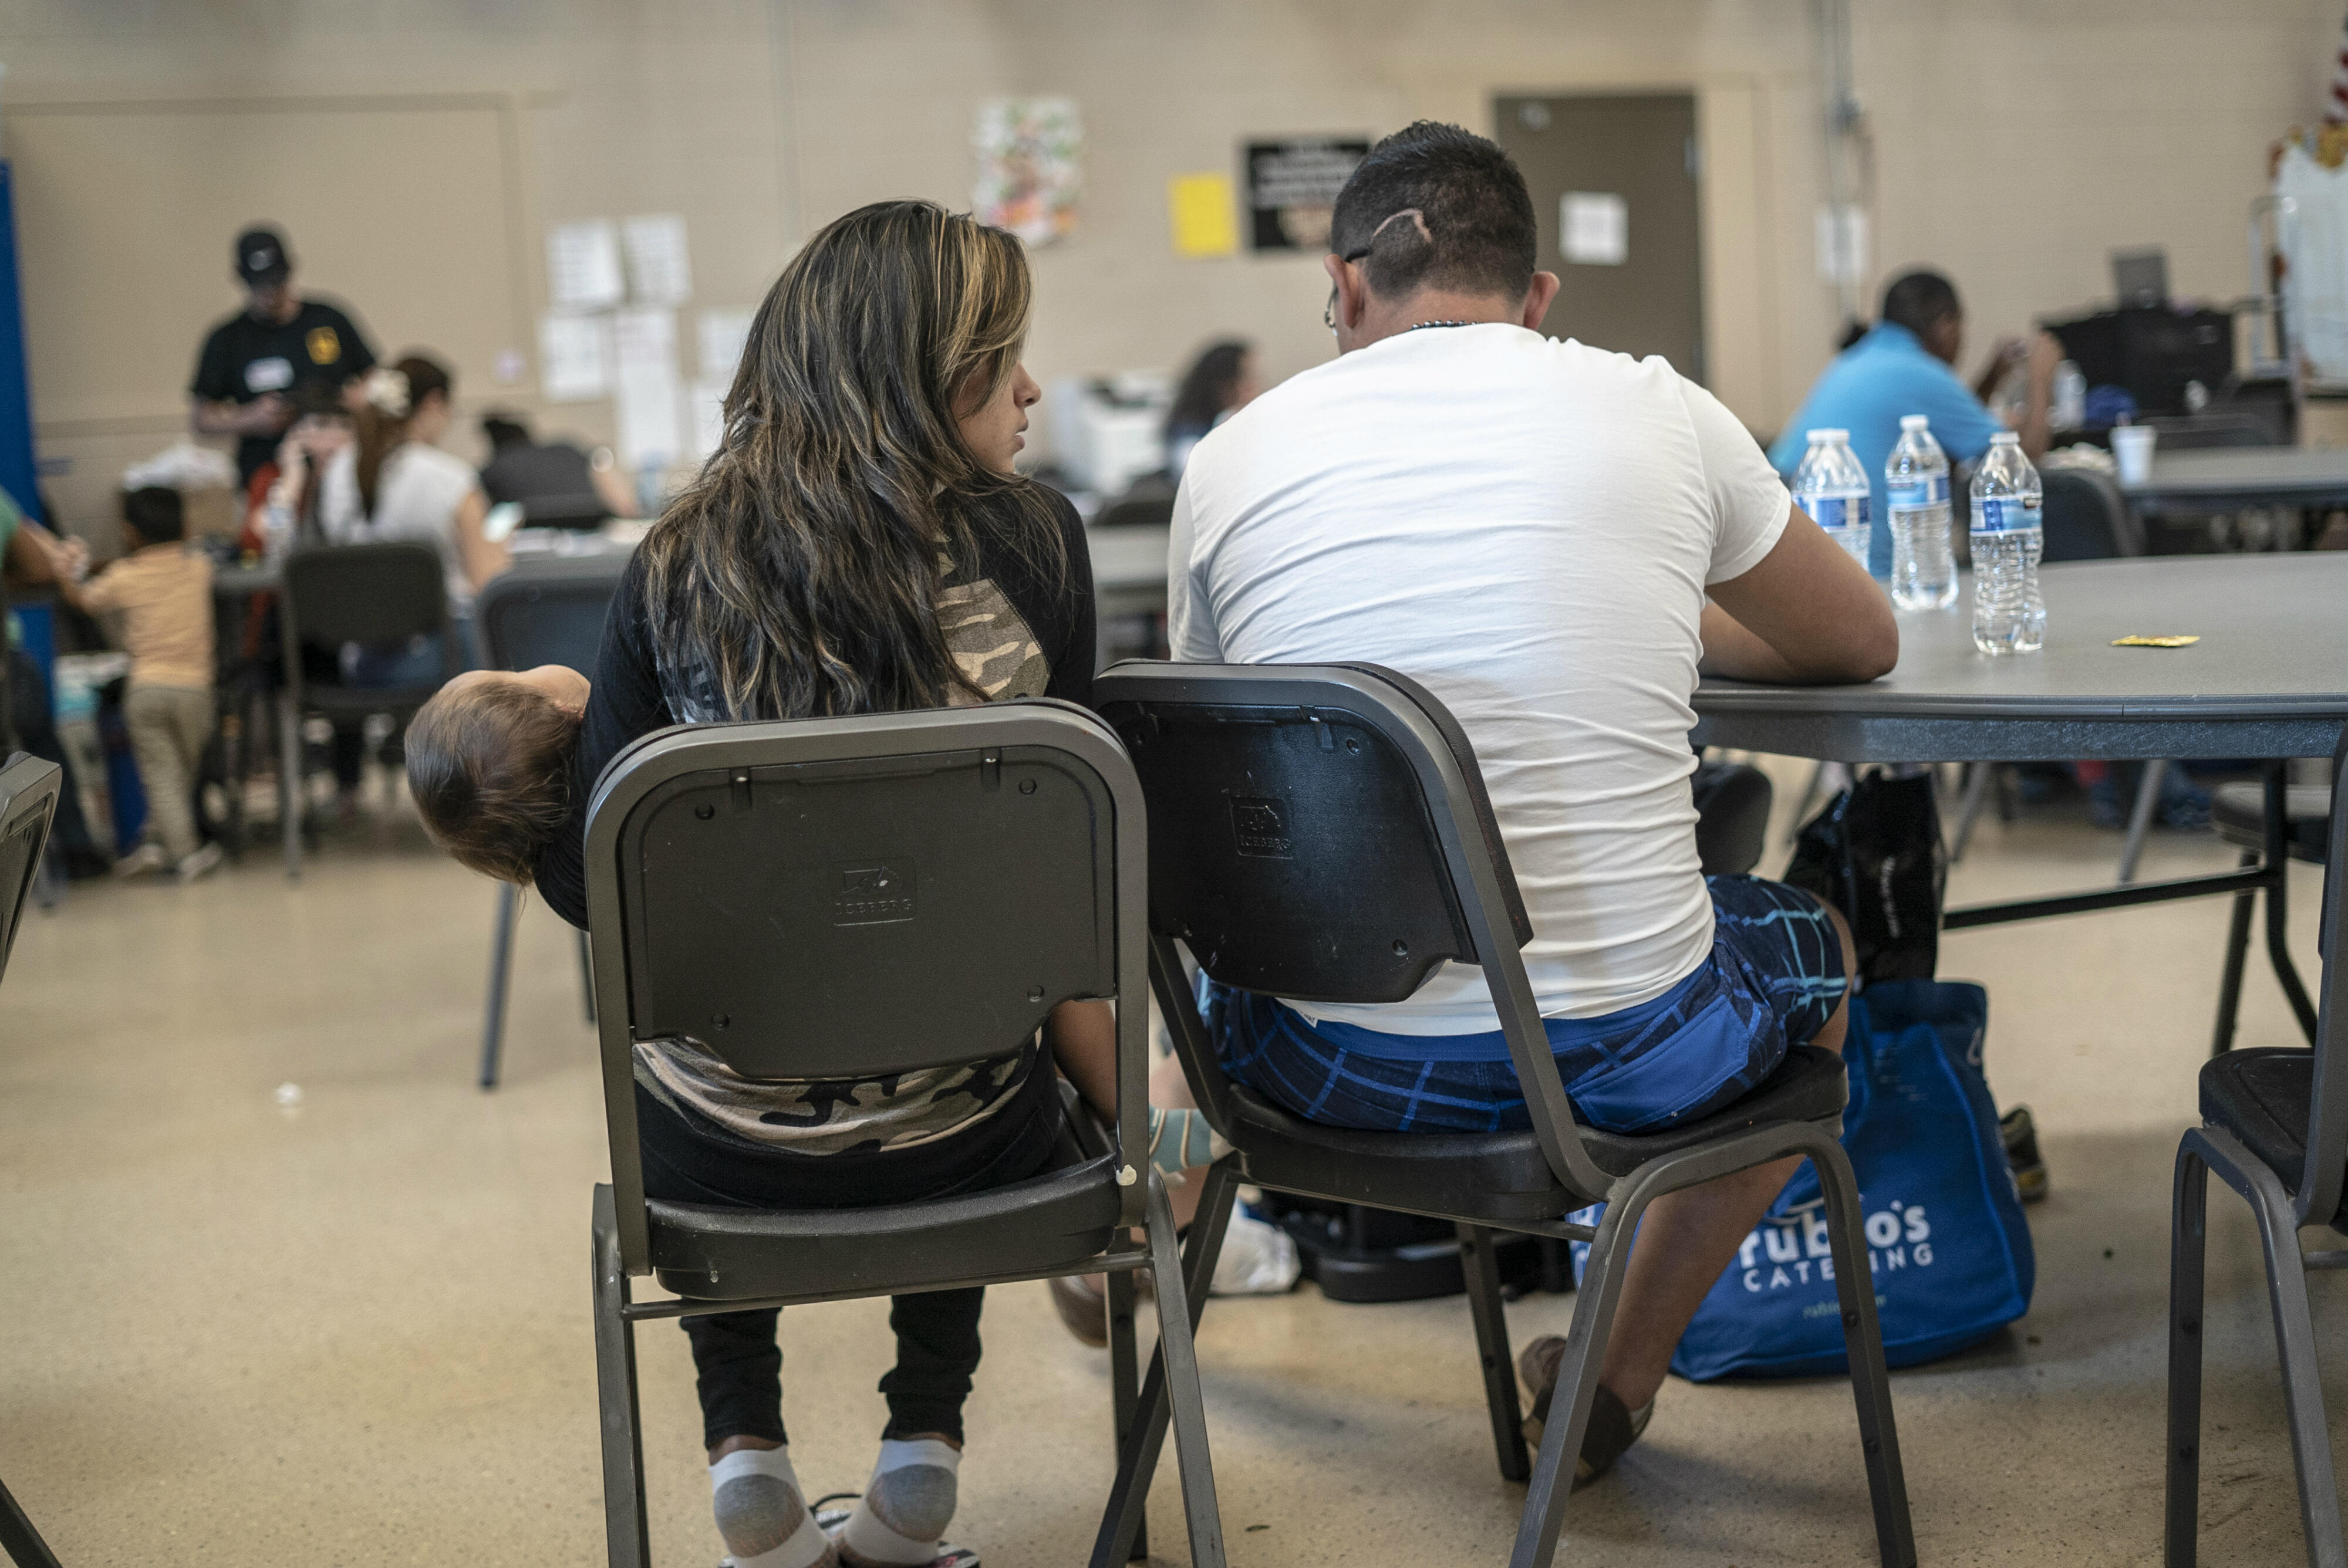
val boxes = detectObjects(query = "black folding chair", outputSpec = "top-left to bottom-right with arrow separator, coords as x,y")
471,557 -> 623,1090
1,749 -> 65,1568
276,542 -> 454,879
2170,728 -> 2348,1567
581,702 -> 1223,1568
1091,663 -> 1913,1568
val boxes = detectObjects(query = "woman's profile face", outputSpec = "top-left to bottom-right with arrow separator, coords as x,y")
954,361 -> 1041,475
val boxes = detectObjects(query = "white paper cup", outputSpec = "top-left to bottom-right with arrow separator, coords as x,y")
2112,424 -> 2157,486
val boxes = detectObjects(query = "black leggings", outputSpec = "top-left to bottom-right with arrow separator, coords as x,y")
635,1072 -> 1067,1449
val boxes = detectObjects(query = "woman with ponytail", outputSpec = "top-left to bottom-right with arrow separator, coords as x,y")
531,202 -> 1097,1567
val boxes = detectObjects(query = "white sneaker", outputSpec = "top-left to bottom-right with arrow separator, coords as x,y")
1209,1212 -> 1301,1296
177,843 -> 225,882
112,843 -> 168,878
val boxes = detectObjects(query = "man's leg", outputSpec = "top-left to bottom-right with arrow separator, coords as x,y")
1590,902 -> 1856,1411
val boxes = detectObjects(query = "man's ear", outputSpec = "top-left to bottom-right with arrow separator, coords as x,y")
1324,252 -> 1365,332
1521,272 -> 1561,331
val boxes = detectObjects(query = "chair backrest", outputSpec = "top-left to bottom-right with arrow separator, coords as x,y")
0,751 -> 62,987
281,542 -> 448,652
1094,493 -> 1176,530
2041,468 -> 2143,562
2295,726 -> 2348,1228
1092,661 -> 1609,1195
582,701 -> 1152,1268
475,555 -> 626,674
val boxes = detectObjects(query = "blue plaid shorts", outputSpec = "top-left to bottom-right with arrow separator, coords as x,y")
1205,874 -> 1846,1136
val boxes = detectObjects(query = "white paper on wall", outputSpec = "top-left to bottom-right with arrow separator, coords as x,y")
612,307 -> 683,467
1815,205 -> 1870,286
1561,192 -> 1628,265
623,214 -> 694,306
547,219 -> 625,312
697,307 -> 756,385
537,313 -> 613,401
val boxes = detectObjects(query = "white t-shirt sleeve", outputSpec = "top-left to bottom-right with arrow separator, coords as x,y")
1165,476 -> 1223,663
1680,377 -> 1792,584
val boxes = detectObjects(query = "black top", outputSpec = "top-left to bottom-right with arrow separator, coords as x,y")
481,440 -> 607,524
536,486 -> 1096,930
189,299 -> 377,484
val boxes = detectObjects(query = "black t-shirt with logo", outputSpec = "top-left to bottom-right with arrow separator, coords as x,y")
189,299 -> 377,483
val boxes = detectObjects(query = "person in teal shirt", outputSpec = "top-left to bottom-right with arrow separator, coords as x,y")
1769,269 -> 2059,577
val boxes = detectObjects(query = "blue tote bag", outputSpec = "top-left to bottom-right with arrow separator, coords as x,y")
1573,977 -> 2035,1380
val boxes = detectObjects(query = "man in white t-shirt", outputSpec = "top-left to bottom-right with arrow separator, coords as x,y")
1166,121 -> 1897,1486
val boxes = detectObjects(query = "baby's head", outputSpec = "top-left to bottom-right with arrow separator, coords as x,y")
406,665 -> 589,884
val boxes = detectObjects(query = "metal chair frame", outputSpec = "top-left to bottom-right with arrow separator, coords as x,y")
581,704 -> 1223,1568
1,751 -> 65,1568
1091,663 -> 1914,1568
2168,728 -> 2348,1568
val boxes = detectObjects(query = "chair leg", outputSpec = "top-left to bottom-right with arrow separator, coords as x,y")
481,883 -> 518,1090
2245,1160 -> 2348,1567
1509,1189 -> 1652,1568
0,1472 -> 65,1568
2167,1139 -> 2211,1567
591,1185 -> 651,1568
577,927 -> 598,1025
2259,765 -> 2320,1045
1810,1130 -> 1917,1568
2118,759 -> 2168,884
1948,760 -> 1993,862
2214,853 -> 2258,1057
1106,1264 -> 1146,1562
1142,1171 -> 1225,1568
278,692 -> 302,880
1091,1159 -> 1239,1568
1458,1222 -> 1530,1482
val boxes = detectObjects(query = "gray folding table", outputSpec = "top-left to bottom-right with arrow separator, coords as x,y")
1691,553 -> 2348,1049
2120,448 -> 2348,518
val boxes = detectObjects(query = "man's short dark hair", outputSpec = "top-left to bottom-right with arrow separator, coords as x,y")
481,414 -> 532,452
1880,271 -> 1962,340
122,486 -> 185,545
1330,121 -> 1537,303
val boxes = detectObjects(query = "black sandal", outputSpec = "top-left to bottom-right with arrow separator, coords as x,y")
1516,1334 -> 1655,1488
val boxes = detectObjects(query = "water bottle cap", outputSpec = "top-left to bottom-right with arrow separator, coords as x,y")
1989,431 -> 2019,445
1807,428 -> 1848,442
1900,415 -> 1929,430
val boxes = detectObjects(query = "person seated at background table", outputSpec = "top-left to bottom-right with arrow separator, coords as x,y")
1768,268 -> 2060,577
188,225 -> 377,489
51,488 -> 221,882
1,486 -> 112,876
477,411 -> 637,525
242,382 -> 356,557
1163,338 -> 1261,477
309,354 -> 503,815
527,198 -> 1183,1568
1164,120 -> 1898,1489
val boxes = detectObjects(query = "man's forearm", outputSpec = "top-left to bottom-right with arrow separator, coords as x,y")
1698,602 -> 1800,684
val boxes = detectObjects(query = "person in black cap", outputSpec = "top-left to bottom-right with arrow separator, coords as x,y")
188,225 -> 378,486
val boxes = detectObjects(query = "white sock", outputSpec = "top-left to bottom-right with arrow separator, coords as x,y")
710,1446 -> 834,1568
838,1438 -> 960,1565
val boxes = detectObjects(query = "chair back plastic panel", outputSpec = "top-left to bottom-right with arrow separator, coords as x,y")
1097,663 -> 1529,1004
477,558 -> 623,674
0,752 -> 61,985
281,542 -> 449,650
616,729 -> 1119,1083
2040,469 -> 2143,562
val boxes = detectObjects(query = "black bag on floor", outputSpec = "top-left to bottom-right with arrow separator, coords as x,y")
1784,769 -> 1946,982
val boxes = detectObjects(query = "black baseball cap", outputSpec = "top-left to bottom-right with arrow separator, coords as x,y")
234,226 -> 292,286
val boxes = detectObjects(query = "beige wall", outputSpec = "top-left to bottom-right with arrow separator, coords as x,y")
0,0 -> 2337,535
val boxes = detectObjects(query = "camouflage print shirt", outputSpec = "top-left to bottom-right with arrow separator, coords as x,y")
537,488 -> 1096,1156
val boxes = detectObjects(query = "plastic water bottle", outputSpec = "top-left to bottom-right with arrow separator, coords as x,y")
1969,431 -> 2045,655
1885,415 -> 1958,610
1792,428 -> 1872,569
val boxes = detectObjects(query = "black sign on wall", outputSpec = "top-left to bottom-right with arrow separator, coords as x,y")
1246,138 -> 1371,252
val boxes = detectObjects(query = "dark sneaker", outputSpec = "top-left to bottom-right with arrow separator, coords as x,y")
2002,1105 -> 2049,1202
1516,1334 -> 1655,1488
1047,1272 -> 1108,1347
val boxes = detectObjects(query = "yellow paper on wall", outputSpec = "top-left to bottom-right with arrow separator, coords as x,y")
1168,174 -> 1238,258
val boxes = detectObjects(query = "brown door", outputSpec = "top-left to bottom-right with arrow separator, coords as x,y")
1494,93 -> 1705,383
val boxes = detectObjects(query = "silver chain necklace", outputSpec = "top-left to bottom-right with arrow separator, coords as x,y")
1409,319 -> 1476,331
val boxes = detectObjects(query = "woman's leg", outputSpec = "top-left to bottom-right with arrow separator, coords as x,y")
687,1309 -> 788,1457
833,1290 -> 982,1565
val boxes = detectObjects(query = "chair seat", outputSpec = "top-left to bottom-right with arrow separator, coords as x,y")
1226,1042 -> 1849,1225
2211,782 -> 2330,862
646,1138 -> 1125,1302
2202,1047 -> 2348,1232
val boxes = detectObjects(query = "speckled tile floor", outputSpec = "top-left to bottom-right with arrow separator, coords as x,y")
1,762 -> 2338,1566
